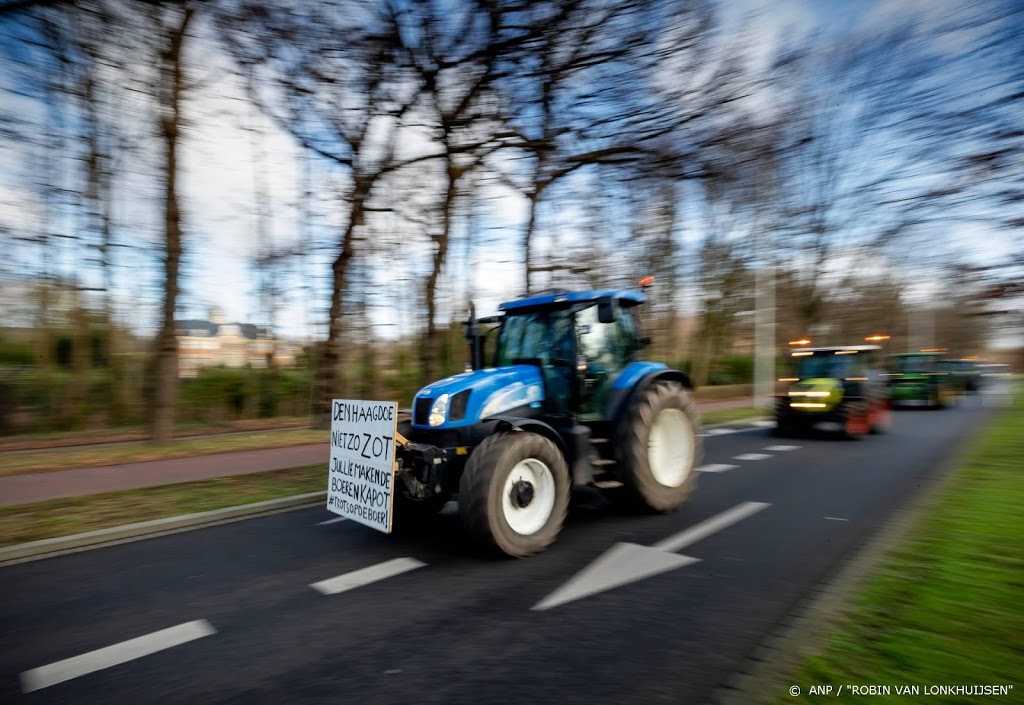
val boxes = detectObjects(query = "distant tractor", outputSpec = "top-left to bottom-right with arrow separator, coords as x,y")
939,358 -> 984,394
392,284 -> 702,557
774,345 -> 891,438
887,352 -> 958,409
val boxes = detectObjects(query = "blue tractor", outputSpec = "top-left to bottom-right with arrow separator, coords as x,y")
394,282 -> 703,557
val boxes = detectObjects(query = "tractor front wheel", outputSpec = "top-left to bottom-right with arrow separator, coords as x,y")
618,382 -> 702,512
459,431 -> 569,557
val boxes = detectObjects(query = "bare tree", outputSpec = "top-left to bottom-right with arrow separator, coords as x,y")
151,2 -> 193,444
218,2 -> 448,421
494,0 -> 736,295
395,0 -> 515,380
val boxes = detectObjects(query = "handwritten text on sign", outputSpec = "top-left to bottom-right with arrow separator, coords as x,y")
327,400 -> 398,533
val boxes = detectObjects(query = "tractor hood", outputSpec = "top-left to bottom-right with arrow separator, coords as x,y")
412,365 -> 545,429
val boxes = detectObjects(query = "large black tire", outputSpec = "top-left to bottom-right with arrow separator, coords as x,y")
838,399 -> 863,440
459,431 -> 570,558
773,417 -> 796,438
868,399 -> 891,435
617,381 -> 702,512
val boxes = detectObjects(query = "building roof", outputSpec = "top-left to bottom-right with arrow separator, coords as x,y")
499,289 -> 646,312
174,319 -> 268,340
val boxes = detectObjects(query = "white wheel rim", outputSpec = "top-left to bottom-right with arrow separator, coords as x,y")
501,458 -> 556,536
648,408 -> 694,487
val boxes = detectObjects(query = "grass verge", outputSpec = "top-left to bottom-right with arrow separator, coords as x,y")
0,465 -> 324,548
774,386 -> 1023,703
0,428 -> 327,477
701,406 -> 766,426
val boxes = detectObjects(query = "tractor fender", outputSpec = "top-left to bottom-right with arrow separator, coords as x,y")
606,369 -> 694,426
483,416 -> 568,457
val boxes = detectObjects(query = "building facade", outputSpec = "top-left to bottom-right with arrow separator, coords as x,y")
174,310 -> 297,377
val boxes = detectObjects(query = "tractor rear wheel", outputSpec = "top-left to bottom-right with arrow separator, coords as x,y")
618,381 -> 702,512
459,431 -> 569,557
868,399 -> 891,434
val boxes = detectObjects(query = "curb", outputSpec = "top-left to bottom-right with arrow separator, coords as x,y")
708,411 -> 990,705
0,491 -> 327,567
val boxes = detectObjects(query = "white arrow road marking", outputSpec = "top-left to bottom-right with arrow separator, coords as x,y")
733,453 -> 772,461
532,544 -> 700,611
20,620 -> 216,693
532,501 -> 771,611
652,501 -> 771,552
317,516 -> 348,526
311,557 -> 426,596
764,445 -> 800,452
696,463 -> 737,473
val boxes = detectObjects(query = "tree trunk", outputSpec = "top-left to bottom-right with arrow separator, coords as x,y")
692,315 -> 714,388
317,176 -> 367,426
523,188 -> 540,296
66,295 -> 90,428
151,5 -> 193,445
422,158 -> 458,383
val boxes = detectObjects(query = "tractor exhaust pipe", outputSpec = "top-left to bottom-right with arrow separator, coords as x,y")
464,302 -> 484,372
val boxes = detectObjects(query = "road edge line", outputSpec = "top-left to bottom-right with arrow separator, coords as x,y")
0,491 -> 327,567
707,414 -> 988,705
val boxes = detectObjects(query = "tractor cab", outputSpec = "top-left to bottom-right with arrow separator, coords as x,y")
490,290 -> 648,419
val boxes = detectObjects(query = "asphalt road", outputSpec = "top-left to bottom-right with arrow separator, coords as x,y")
0,388 -> 1007,705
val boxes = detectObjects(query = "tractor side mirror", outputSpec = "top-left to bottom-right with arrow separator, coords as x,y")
597,298 -> 617,324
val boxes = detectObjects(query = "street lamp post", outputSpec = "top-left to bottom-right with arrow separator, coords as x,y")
753,235 -> 776,410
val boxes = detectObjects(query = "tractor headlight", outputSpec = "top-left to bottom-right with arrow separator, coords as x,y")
428,394 -> 450,427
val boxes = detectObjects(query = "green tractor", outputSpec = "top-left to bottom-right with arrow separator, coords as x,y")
392,285 -> 702,557
886,352 -> 957,409
938,358 -> 984,395
774,345 -> 891,438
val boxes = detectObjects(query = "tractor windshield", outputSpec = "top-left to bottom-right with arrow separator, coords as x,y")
495,310 -> 574,367
897,356 -> 936,374
795,354 -> 856,379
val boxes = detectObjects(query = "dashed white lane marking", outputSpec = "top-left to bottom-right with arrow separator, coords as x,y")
705,428 -> 740,436
317,516 -> 348,526
733,453 -> 772,461
750,420 -> 775,428
311,557 -> 426,596
825,517 -> 849,521
696,463 -> 737,473
653,501 -> 772,553
20,620 -> 216,693
764,445 -> 800,452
